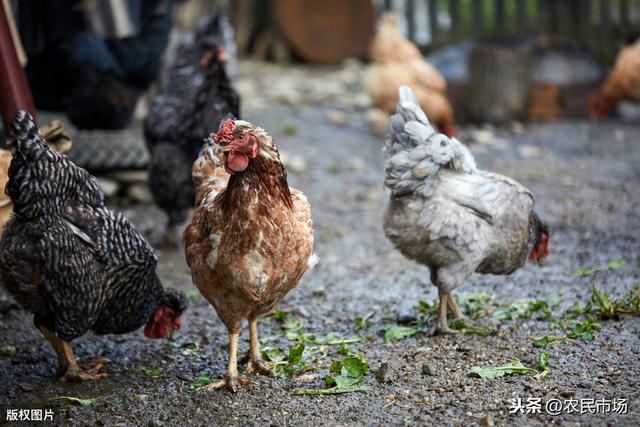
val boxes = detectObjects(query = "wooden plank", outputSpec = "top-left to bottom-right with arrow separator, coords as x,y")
472,0 -> 483,36
515,0 -> 527,30
428,0 -> 438,43
449,0 -> 460,37
495,0 -> 506,32
599,0 -> 613,61
620,0 -> 629,31
549,0 -> 558,32
406,0 -> 416,42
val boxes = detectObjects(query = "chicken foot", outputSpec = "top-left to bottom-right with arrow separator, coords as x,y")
429,292 -> 465,335
200,330 -> 248,393
38,326 -> 107,381
244,317 -> 272,376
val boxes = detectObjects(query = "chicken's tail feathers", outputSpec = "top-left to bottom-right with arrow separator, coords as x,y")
9,110 -> 47,159
384,85 -> 436,159
383,86 -> 476,198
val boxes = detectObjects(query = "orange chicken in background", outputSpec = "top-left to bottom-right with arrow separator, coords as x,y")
590,38 -> 640,118
366,13 -> 457,136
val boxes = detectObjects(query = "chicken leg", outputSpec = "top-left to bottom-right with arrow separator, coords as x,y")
430,291 -> 466,335
201,326 -> 248,393
38,326 -> 107,381
244,317 -> 272,376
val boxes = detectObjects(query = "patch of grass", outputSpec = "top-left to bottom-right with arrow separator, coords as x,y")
280,122 -> 298,135
572,259 -> 625,277
354,312 -> 373,331
492,299 -> 552,321
565,317 -> 602,342
181,342 -> 201,356
591,285 -> 640,319
327,161 -> 341,174
184,290 -> 201,301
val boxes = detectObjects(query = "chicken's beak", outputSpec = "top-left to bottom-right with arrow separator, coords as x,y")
536,257 -> 546,267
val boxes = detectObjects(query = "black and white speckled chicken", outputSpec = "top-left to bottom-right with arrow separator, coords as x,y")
144,14 -> 240,250
0,111 -> 187,382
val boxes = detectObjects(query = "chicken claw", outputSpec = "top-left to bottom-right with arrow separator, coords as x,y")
199,375 -> 249,393
60,357 -> 109,382
245,358 -> 272,376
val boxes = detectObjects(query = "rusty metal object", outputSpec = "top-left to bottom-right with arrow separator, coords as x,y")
274,0 -> 375,63
0,0 -> 36,131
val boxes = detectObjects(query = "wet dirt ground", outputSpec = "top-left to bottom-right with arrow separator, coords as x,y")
1,62 -> 639,426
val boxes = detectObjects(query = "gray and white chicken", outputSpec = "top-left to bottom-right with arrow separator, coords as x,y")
383,86 -> 550,334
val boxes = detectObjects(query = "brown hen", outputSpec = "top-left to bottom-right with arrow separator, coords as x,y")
590,38 -> 640,117
366,13 -> 457,136
184,119 -> 316,392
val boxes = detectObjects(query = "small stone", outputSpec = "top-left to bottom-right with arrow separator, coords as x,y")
107,170 -> 148,183
396,309 -> 417,324
0,345 -> 16,357
434,386 -> 446,393
421,363 -> 436,376
134,394 -> 148,402
19,383 -> 34,392
481,415 -> 494,427
578,379 -> 595,388
349,158 -> 365,172
510,121 -> 524,134
518,144 -> 547,159
559,389 -> 575,398
375,362 -> 396,384
128,183 -> 153,203
326,110 -> 349,125
364,108 -> 388,136
97,178 -> 120,198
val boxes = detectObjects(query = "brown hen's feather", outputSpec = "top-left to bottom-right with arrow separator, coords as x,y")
185,121 -> 314,330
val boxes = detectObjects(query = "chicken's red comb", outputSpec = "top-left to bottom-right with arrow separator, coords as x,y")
213,119 -> 236,144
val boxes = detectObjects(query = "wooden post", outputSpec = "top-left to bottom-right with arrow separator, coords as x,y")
516,0 -> 527,30
449,0 -> 460,39
428,0 -> 438,44
0,1 -> 36,132
406,0 -> 416,42
472,0 -> 483,36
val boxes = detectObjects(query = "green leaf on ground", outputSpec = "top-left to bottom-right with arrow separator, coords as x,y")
565,317 -> 602,342
450,319 -> 497,336
140,368 -> 164,379
293,354 -> 370,396
181,342 -> 200,356
572,259 -> 625,277
49,396 -> 100,407
469,360 -> 537,379
531,336 -> 565,348
354,312 -> 373,331
184,290 -> 201,301
534,351 -> 550,380
384,325 -> 419,341
188,373 -> 215,393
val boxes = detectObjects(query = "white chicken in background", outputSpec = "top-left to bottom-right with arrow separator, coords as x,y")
383,86 -> 550,334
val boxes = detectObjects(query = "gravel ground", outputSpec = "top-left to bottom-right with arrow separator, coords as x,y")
0,61 -> 639,426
